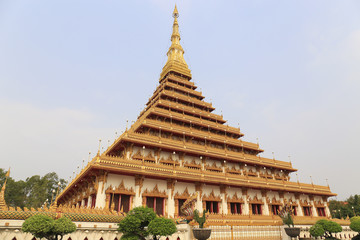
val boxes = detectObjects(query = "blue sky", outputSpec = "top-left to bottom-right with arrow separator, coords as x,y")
0,0 -> 359,200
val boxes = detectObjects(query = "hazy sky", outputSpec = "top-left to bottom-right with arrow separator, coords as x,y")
0,1 -> 359,200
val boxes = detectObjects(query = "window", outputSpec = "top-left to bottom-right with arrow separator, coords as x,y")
205,201 -> 219,213
83,198 -> 88,207
230,203 -> 242,214
178,199 -> 186,216
251,204 -> 262,215
110,194 -> 131,213
146,197 -> 164,216
292,206 -> 297,216
317,207 -> 326,217
303,207 -> 312,216
271,205 -> 280,215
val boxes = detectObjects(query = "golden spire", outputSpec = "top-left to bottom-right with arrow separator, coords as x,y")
159,5 -> 192,81
0,168 -> 10,210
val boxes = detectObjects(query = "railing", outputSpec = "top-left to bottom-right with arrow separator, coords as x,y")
162,74 -> 196,88
208,225 -> 282,240
157,99 -> 224,123
160,89 -> 214,110
165,81 -> 204,99
142,119 -> 258,150
152,107 -> 241,135
99,154 -> 333,196
126,132 -> 293,171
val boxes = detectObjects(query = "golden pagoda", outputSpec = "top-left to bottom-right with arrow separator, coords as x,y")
57,6 -> 335,225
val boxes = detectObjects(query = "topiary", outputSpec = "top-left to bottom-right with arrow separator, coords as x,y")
311,220 -> 342,239
350,219 -> 360,240
52,217 -> 77,238
148,217 -> 177,240
310,224 -> 325,238
324,220 -> 342,235
22,215 -> 76,240
22,215 -> 54,239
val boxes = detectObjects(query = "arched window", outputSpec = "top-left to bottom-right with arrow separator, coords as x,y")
12,238 -> 17,240
177,237 -> 181,240
32,238 -> 37,240
84,238 -> 88,240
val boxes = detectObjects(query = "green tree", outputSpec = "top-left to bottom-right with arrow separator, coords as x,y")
22,215 -> 76,240
310,219 -> 342,239
329,195 -> 360,219
148,217 -> 177,240
118,207 -> 177,240
118,206 -> 157,240
350,218 -> 360,240
309,224 -> 325,238
0,169 -> 67,208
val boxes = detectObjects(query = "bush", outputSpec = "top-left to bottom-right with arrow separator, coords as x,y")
22,215 -> 54,239
148,217 -> 177,240
22,215 -> 76,240
310,220 -> 342,239
118,207 -> 176,240
351,220 -> 360,232
310,224 -> 325,238
324,221 -> 342,234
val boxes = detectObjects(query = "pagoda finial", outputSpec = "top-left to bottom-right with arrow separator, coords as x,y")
0,168 -> 10,210
159,5 -> 192,81
173,4 -> 179,18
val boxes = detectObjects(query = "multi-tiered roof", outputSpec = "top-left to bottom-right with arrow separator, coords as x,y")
57,6 -> 335,204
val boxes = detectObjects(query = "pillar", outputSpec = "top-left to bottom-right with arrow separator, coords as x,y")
195,183 -> 203,211
134,175 -> 144,207
167,179 -> 176,217
262,190 -> 270,215
220,185 -> 228,214
242,188 -> 250,215
95,173 -> 107,209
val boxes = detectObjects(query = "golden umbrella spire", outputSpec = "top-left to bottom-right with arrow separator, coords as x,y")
159,5 -> 192,81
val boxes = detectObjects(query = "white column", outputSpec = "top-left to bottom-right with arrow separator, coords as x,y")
87,195 -> 92,208
134,185 -> 142,207
243,197 -> 250,215
296,199 -> 303,216
195,194 -> 203,212
311,201 -> 318,217
262,198 -> 270,215
325,204 -> 331,217
95,181 -> 106,208
221,192 -> 228,214
167,189 -> 175,217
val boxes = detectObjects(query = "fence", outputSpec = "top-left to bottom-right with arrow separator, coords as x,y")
208,225 -> 282,240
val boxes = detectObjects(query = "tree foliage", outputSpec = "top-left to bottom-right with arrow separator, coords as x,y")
350,218 -> 360,240
309,224 -> 325,238
310,219 -> 342,239
148,217 -> 177,240
118,206 -> 176,240
0,169 -> 67,208
329,195 -> 360,219
22,215 -> 76,240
